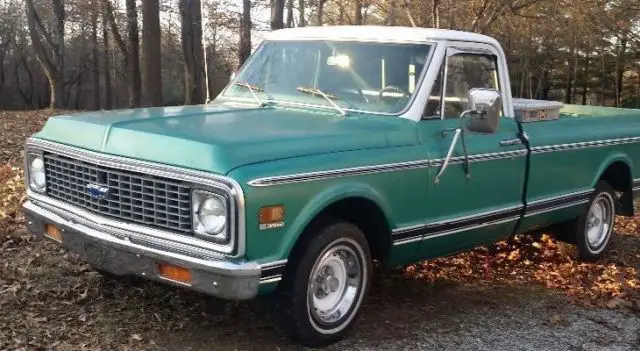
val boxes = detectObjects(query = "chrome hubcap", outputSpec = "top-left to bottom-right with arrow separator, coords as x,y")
308,243 -> 362,326
586,194 -> 614,250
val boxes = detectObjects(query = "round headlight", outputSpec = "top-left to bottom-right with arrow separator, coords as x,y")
198,197 -> 226,235
30,157 -> 46,190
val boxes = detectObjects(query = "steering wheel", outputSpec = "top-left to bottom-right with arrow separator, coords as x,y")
379,85 -> 409,102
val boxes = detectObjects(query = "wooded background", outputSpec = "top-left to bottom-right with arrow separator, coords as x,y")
0,0 -> 638,111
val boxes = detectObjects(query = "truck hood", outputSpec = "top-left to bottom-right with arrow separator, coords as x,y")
35,104 -> 418,174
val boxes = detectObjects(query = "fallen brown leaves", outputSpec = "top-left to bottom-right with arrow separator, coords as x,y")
0,110 -> 55,241
0,110 -> 63,240
0,110 -> 52,166
0,165 -> 25,239
405,228 -> 640,311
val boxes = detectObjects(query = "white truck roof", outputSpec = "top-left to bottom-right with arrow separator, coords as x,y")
265,25 -> 500,46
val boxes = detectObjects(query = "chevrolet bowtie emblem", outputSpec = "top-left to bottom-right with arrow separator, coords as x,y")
86,183 -> 110,199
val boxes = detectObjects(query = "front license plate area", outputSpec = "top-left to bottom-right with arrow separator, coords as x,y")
84,242 -> 116,267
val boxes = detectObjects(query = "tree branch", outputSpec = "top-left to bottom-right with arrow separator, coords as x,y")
30,1 -> 56,50
106,0 -> 128,56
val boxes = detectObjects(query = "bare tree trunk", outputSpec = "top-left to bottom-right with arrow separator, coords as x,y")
403,0 -> 416,27
571,52 -> 579,104
448,1 -> 455,29
298,0 -> 306,26
539,68 -> 550,100
141,0 -> 163,107
600,44 -> 606,106
432,0 -> 440,28
91,4 -> 101,110
0,43 -> 8,107
354,0 -> 363,24
25,0 -> 65,109
637,65 -> 640,108
180,0 -> 205,104
582,51 -> 590,105
14,64 -> 29,107
239,0 -> 252,66
126,0 -> 142,107
52,0 -> 65,108
103,2 -> 113,109
286,0 -> 294,27
565,43 -> 575,104
615,36 -> 627,108
106,0 -> 140,108
271,0 -> 285,30
316,0 -> 326,25
387,0 -> 396,25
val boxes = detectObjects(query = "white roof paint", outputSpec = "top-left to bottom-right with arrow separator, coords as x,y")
265,25 -> 500,46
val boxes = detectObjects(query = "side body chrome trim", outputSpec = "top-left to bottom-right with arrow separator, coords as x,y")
25,138 -> 246,257
392,205 -> 523,246
530,137 -> 640,154
391,189 -> 594,246
524,189 -> 592,217
259,260 -> 288,283
248,160 -> 431,187
248,149 -> 527,187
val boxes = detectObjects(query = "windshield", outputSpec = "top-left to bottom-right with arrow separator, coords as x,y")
223,40 -> 434,114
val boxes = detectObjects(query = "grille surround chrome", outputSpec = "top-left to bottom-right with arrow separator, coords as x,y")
25,138 -> 245,256
44,153 -> 194,234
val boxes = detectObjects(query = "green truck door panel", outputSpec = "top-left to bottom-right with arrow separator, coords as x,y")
415,117 -> 526,258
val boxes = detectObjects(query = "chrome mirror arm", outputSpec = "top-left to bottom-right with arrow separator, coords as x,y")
434,127 -> 462,184
434,110 -> 476,185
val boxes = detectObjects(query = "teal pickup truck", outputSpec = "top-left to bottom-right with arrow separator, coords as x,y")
23,26 -> 640,346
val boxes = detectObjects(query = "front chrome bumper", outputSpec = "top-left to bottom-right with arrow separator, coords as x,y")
23,198 -> 263,300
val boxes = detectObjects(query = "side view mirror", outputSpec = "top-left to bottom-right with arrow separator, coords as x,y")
229,71 -> 237,82
464,88 -> 501,134
434,88 -> 501,184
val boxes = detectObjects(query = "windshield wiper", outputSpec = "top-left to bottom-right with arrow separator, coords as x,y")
235,81 -> 266,107
296,86 -> 347,117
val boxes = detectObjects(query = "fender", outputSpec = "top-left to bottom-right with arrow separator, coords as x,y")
273,181 -> 395,260
591,152 -> 634,188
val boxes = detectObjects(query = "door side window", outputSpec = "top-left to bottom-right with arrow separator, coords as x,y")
423,53 -> 500,119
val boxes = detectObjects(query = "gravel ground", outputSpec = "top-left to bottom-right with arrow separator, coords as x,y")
1,231 -> 638,350
341,285 -> 639,351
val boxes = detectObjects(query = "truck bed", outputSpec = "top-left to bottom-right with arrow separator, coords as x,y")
559,104 -> 640,118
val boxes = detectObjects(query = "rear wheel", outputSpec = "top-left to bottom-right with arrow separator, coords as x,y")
556,181 -> 617,261
575,182 -> 616,261
270,220 -> 372,347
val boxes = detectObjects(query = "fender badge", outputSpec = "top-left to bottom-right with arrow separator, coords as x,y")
86,183 -> 110,199
259,222 -> 285,230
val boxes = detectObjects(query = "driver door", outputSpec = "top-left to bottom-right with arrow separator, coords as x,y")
416,45 -> 527,259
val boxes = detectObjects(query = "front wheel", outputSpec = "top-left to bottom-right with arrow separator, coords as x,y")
270,220 -> 372,347
575,181 -> 617,261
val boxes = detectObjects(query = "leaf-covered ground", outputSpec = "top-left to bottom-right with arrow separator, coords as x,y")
0,110 -> 638,350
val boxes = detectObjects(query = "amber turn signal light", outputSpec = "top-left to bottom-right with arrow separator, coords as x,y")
45,224 -> 62,242
259,205 -> 285,224
157,263 -> 192,284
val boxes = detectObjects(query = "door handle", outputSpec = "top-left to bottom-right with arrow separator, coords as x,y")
500,138 -> 522,147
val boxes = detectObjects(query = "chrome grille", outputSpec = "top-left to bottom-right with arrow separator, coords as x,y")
43,153 -> 192,233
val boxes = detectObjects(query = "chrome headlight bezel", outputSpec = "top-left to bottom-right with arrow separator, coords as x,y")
192,189 -> 229,244
26,152 -> 47,193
